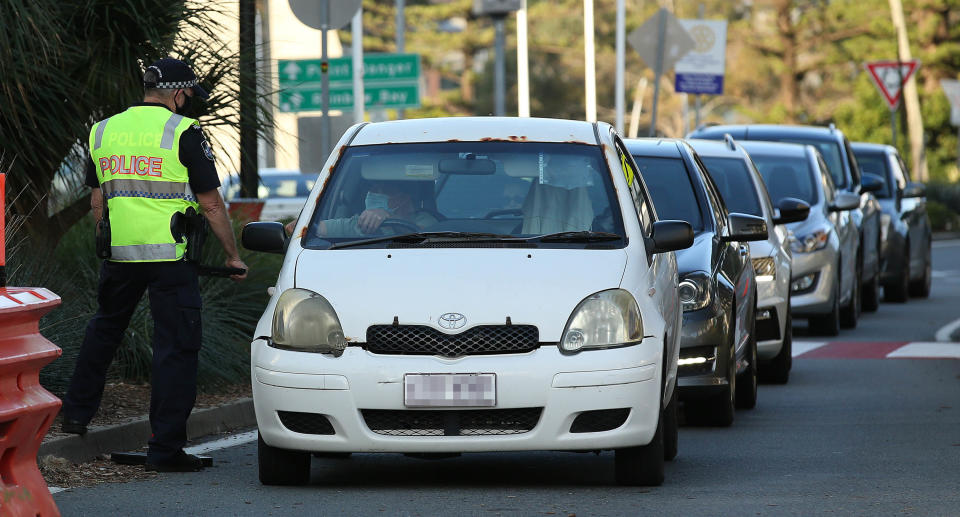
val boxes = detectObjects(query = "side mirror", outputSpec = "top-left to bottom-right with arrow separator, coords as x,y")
773,198 -> 810,225
724,213 -> 768,242
647,220 -> 694,254
242,221 -> 288,254
902,182 -> 925,198
860,173 -> 885,194
829,192 -> 860,212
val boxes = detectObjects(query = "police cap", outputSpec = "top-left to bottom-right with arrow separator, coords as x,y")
143,57 -> 210,99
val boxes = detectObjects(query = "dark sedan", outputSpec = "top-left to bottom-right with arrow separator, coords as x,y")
688,124 -> 884,320
851,142 -> 932,300
627,138 -> 767,427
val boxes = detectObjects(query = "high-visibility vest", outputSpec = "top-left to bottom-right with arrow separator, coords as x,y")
88,106 -> 201,262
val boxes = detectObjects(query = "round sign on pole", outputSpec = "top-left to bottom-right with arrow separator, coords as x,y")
289,0 -> 361,30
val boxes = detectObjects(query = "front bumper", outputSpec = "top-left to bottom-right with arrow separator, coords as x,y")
755,276 -> 789,360
253,340 -> 662,453
789,247 -> 838,317
676,304 -> 732,398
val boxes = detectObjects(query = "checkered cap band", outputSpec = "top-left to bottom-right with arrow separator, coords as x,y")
154,80 -> 197,89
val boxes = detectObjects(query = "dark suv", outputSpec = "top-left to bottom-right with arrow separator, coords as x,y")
626,138 -> 767,427
688,124 -> 884,320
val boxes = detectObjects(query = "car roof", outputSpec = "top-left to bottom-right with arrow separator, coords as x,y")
850,142 -> 894,154
736,140 -> 810,158
349,117 -> 600,146
690,123 -> 844,142
685,138 -> 750,159
623,138 -> 684,158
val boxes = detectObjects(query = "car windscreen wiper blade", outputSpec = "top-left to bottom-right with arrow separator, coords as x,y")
529,231 -> 624,242
328,232 -> 519,250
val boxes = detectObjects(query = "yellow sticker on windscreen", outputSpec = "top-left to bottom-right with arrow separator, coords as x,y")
405,164 -> 435,178
620,153 -> 634,186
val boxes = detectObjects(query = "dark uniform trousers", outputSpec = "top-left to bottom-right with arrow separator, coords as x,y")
63,259 -> 202,463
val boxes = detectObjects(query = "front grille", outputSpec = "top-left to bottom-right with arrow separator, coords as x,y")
277,411 -> 335,435
364,325 -> 540,357
756,307 -> 781,341
570,408 -> 631,433
361,408 -> 542,436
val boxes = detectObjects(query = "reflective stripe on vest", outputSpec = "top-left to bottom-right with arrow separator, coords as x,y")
100,178 -> 196,202
110,243 -> 179,261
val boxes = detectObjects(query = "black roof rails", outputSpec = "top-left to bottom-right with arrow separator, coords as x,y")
828,122 -> 837,133
723,133 -> 737,151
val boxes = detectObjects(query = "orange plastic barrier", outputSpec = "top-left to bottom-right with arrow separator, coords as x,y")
0,288 -> 63,516
226,198 -> 266,222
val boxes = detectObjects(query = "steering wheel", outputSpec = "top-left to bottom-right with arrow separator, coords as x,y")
380,218 -> 421,233
483,208 -> 523,219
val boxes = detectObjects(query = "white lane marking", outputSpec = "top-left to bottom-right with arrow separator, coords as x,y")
184,430 -> 258,455
932,239 -> 960,248
886,342 -> 960,359
935,317 -> 960,343
792,340 -> 828,357
49,486 -> 66,494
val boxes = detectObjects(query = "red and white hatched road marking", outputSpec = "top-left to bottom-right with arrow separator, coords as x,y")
794,340 -> 960,359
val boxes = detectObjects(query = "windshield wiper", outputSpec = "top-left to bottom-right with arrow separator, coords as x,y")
329,232 -> 519,250
529,231 -> 624,243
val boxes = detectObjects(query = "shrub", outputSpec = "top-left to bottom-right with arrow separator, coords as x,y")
926,200 -> 960,232
925,182 -> 960,214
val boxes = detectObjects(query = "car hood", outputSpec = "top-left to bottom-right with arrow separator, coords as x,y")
675,232 -> 714,276
293,248 -> 629,342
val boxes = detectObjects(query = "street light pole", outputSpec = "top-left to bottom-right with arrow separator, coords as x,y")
615,0 -> 625,132
320,0 -> 330,162
517,0 -> 530,117
584,0 -> 596,122
494,15 -> 506,116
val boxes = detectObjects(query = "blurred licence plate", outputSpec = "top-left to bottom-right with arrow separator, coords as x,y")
404,374 -> 496,407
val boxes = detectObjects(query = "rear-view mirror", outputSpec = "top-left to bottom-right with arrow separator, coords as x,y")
647,220 -> 694,254
724,213 -> 768,242
242,221 -> 288,254
902,182 -> 925,198
830,192 -> 860,212
773,197 -> 810,225
437,158 -> 496,175
860,173 -> 885,194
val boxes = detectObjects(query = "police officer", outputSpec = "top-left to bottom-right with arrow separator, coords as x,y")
60,57 -> 248,473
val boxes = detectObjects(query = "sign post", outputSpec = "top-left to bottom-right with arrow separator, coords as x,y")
941,79 -> 960,170
864,60 -> 920,148
628,9 -> 695,137
278,54 -> 421,112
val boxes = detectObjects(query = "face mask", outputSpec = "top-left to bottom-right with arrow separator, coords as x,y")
175,91 -> 192,115
365,192 -> 392,212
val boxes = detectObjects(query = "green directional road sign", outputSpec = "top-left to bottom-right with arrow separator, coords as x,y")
278,53 -> 420,87
279,84 -> 420,112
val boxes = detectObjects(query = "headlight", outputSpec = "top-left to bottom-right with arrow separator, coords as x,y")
790,228 -> 830,253
560,289 -> 643,352
272,288 -> 347,355
751,257 -> 776,280
678,272 -> 712,312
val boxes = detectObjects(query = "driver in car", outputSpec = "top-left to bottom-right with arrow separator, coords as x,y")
318,180 -> 437,237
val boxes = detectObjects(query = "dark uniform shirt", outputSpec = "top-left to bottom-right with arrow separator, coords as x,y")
85,102 -> 220,194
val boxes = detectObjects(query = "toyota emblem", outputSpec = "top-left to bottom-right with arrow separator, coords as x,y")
438,312 -> 466,330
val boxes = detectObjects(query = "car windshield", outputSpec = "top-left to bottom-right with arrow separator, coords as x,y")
631,156 -> 704,231
303,142 -> 625,248
699,157 -> 762,217
224,173 -> 318,200
772,138 -> 845,188
852,151 -> 892,198
750,155 -> 819,206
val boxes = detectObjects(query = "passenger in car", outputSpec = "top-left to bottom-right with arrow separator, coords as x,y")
317,180 -> 438,237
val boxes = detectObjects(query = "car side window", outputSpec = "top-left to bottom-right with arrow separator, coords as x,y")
817,155 -> 835,204
844,137 -> 862,186
889,154 -> 907,191
693,154 -> 728,234
749,158 -> 776,217
897,155 -> 912,182
613,136 -> 655,235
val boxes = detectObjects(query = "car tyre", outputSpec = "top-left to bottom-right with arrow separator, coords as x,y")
909,250 -> 931,298
861,257 -> 880,312
735,309 -> 758,410
258,433 -> 311,486
809,274 -> 840,336
760,307 -> 791,384
840,261 -> 860,329
614,409 -> 664,486
663,384 -> 678,462
884,248 -> 910,303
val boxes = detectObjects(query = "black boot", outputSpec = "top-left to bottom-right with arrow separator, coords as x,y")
61,418 -> 88,435
145,451 -> 205,472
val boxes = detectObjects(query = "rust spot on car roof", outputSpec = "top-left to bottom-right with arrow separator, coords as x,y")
299,226 -> 307,238
565,140 -> 590,145
446,139 -> 460,142
507,135 -> 527,141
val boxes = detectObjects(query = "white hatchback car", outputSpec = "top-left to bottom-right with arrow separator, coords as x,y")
688,137 -> 809,383
242,117 -> 693,487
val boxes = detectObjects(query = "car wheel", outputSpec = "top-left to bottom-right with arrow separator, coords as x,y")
862,264 -> 880,312
909,250 -> 931,298
663,383 -> 678,462
258,433 -> 311,486
809,274 -> 840,336
760,307 -> 792,384
840,261 -> 860,329
735,308 -> 758,410
614,407 -> 665,486
884,245 -> 910,303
